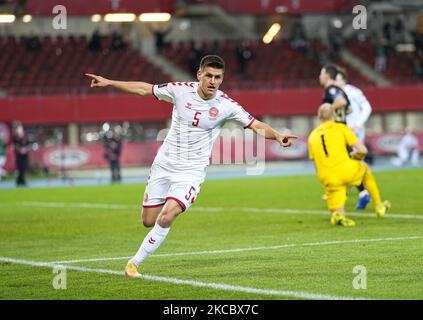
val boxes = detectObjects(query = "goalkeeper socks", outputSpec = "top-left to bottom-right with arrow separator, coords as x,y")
359,189 -> 369,198
363,169 -> 381,206
357,183 -> 369,198
128,223 -> 170,267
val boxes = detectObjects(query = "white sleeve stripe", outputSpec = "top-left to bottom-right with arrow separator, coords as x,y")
244,118 -> 255,129
152,85 -> 159,100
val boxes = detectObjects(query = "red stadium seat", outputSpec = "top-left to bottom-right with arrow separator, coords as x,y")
0,35 -> 170,96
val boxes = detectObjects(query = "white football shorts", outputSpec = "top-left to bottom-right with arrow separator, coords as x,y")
142,163 -> 206,211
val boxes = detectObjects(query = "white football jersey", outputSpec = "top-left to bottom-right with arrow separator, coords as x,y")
151,82 -> 255,171
344,84 -> 372,129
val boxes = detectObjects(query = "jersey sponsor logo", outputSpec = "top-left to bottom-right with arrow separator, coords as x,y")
208,107 -> 219,120
158,83 -> 168,88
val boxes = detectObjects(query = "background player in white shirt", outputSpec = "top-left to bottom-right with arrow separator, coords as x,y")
335,68 -> 372,143
391,127 -> 420,167
336,67 -> 373,210
86,55 -> 297,277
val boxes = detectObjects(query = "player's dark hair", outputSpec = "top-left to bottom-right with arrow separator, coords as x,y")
322,64 -> 338,80
199,55 -> 225,72
337,67 -> 348,82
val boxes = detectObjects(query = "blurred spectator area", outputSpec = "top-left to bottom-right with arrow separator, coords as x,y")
164,39 -> 375,89
1,35 -> 422,96
0,35 -> 170,96
346,38 -> 423,85
189,0 -> 356,15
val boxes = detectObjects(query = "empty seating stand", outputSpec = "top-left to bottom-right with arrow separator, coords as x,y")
0,35 -> 170,96
164,39 -> 374,89
346,39 -> 423,85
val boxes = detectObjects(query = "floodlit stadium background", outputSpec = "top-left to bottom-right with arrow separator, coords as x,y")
1,0 -> 423,301
0,0 -> 421,180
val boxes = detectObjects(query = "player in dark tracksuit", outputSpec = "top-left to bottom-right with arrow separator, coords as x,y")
322,83 -> 351,124
319,64 -> 369,208
103,128 -> 123,183
13,125 -> 31,187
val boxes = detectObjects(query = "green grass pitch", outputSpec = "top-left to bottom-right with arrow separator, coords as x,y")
1,168 -> 423,300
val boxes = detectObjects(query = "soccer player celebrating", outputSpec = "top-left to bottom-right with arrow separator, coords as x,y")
335,67 -> 373,210
308,104 -> 390,227
86,55 -> 297,277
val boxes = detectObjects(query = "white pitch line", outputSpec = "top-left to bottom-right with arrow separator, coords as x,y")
0,256 -> 367,300
15,201 -> 423,220
234,207 -> 423,220
19,201 -> 138,210
51,235 -> 423,264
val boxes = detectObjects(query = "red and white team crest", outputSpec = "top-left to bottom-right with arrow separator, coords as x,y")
208,107 -> 219,120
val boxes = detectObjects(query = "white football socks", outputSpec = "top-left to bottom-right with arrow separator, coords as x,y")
359,189 -> 369,198
128,223 -> 170,267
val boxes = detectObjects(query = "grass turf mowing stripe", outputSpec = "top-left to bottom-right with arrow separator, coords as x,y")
51,235 -> 423,264
0,256 -> 368,300
14,201 -> 423,219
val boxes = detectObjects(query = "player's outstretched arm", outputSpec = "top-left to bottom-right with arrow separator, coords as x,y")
250,120 -> 297,148
85,73 -> 153,96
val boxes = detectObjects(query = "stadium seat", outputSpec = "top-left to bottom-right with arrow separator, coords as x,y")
0,35 -> 170,95
164,39 -> 375,89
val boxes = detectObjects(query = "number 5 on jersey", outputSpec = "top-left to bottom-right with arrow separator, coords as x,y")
192,111 -> 201,127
